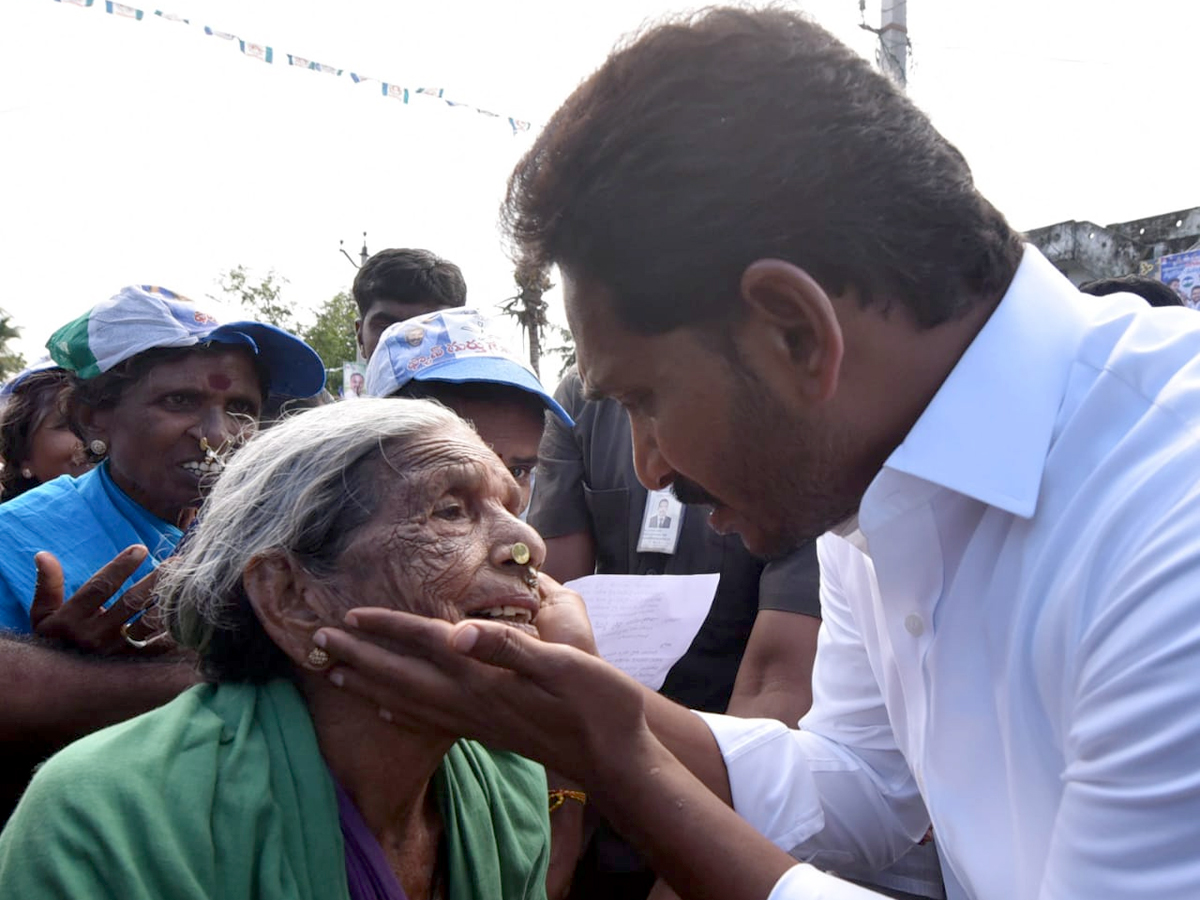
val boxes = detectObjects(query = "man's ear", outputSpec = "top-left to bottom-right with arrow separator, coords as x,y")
242,553 -> 330,669
737,259 -> 844,404
354,318 -> 365,356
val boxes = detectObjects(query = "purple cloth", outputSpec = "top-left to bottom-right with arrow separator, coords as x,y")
334,779 -> 411,900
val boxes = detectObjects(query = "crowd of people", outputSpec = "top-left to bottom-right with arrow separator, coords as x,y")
1,6 -> 1199,900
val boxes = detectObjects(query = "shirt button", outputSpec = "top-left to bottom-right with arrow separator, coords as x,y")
904,614 -> 924,637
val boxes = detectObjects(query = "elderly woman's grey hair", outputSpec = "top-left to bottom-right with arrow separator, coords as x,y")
158,397 -> 470,682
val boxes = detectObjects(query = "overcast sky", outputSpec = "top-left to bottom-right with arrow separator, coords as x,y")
2,0 -> 1197,367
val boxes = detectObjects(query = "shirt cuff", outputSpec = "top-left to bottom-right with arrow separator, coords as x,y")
768,864 -> 890,899
694,710 -> 825,850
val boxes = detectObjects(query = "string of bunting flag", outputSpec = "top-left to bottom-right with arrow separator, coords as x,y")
51,0 -> 534,135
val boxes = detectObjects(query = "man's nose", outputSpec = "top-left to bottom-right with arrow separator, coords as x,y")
629,414 -> 676,492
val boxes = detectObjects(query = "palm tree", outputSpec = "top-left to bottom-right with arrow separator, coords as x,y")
500,262 -> 552,377
0,311 -> 25,380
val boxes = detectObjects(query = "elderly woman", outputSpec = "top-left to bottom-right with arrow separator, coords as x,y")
0,360 -> 91,500
0,285 -> 324,635
0,399 -> 552,899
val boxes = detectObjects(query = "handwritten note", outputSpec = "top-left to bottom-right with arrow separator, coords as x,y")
564,573 -> 720,690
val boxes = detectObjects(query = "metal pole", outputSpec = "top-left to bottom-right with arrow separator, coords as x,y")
880,1 -> 908,88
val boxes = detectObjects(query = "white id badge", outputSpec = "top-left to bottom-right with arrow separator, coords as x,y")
636,488 -> 684,555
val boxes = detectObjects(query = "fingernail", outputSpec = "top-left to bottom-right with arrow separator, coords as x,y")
452,623 -> 479,653
344,611 -> 359,627
379,708 -> 393,722
313,631 -> 327,648
329,671 -> 344,687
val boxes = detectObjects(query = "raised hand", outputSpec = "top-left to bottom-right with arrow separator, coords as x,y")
30,547 -> 174,656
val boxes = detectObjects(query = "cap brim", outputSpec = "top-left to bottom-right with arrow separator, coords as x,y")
412,358 -> 574,427
208,322 -> 326,398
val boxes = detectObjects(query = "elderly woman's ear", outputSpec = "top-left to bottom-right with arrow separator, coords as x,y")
243,554 -> 338,669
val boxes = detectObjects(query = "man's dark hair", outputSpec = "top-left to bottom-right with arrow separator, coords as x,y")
351,249 -> 468,318
502,7 -> 1023,334
1079,275 -> 1184,308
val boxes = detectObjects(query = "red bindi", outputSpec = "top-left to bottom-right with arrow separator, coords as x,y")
208,373 -> 232,391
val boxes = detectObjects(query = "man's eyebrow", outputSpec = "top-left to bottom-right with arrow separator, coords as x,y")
509,455 -> 540,467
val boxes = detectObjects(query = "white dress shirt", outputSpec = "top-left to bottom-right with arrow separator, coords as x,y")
697,247 -> 1200,899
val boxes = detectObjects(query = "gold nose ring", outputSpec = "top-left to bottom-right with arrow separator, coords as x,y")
511,542 -> 531,565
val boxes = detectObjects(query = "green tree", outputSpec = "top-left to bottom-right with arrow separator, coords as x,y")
548,324 -> 576,380
301,291 -> 358,395
0,312 -> 25,381
214,265 -> 298,333
500,262 -> 551,377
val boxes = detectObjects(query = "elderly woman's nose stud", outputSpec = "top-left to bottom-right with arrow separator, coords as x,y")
510,542 -> 531,566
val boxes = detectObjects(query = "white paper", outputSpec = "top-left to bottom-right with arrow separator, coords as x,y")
564,573 -> 720,690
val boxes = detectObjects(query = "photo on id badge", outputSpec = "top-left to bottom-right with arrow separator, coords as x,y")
637,488 -> 683,554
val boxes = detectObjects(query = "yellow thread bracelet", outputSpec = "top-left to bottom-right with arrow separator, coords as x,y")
547,789 -> 587,813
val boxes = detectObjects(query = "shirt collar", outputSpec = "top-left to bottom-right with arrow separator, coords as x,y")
877,245 -> 1092,520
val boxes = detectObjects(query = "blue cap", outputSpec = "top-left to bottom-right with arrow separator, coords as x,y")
364,308 -> 573,427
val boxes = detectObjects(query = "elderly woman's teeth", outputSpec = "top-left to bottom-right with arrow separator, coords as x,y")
469,606 -> 533,624
182,459 -> 224,477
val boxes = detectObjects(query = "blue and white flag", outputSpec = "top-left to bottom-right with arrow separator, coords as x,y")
239,40 -> 273,63
382,83 -> 408,102
105,1 -> 143,19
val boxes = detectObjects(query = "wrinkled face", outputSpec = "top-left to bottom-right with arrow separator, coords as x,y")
358,298 -> 453,360
88,349 -> 263,525
23,393 -> 90,483
565,273 -> 860,557
327,426 -> 547,634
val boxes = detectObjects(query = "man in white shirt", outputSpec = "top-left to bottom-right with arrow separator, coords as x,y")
311,7 -> 1200,899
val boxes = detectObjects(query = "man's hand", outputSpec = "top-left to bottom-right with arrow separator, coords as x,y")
533,573 -> 598,655
30,548 -> 174,656
317,611 -> 645,783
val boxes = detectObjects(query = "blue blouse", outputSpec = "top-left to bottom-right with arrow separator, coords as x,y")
0,462 -> 182,633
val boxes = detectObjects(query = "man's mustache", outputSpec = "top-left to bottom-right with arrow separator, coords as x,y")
670,476 -> 724,508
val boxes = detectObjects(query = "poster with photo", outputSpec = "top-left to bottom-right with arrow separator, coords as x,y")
1158,249 -> 1200,309
341,361 -> 367,400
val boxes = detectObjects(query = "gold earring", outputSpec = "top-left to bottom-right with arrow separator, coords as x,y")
511,542 -> 531,565
19,467 -> 32,480
306,647 -> 331,670
89,439 -> 107,457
